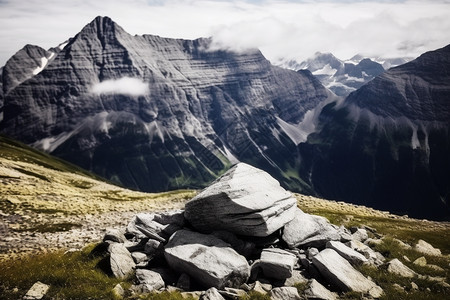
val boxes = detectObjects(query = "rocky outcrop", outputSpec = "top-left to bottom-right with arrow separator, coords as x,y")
164,229 -> 250,289
184,163 -> 297,237
1,16 -> 332,194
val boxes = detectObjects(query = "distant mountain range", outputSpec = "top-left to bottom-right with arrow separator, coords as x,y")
1,16 -> 448,220
277,52 -> 412,96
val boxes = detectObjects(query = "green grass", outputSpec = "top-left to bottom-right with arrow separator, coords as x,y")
0,245 -> 126,300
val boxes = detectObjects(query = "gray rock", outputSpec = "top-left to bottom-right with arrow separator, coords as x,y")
256,248 -> 297,280
109,243 -> 135,279
387,259 -> 417,278
201,287 -> 225,300
312,249 -> 382,296
111,283 -> 124,299
184,163 -> 297,237
414,240 -> 442,256
345,240 -> 384,266
307,247 -> 319,260
131,251 -> 149,265
305,279 -> 337,300
144,239 -> 163,255
269,287 -> 302,300
23,281 -> 50,300
103,228 -> 127,243
326,241 -> 368,265
351,228 -> 369,242
134,269 -> 165,293
284,270 -> 308,287
219,288 -> 247,299
164,230 -> 250,289
413,256 -> 427,266
252,281 -> 271,294
282,208 -> 340,248
127,211 -> 184,242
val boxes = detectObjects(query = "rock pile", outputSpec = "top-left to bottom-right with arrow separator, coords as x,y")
95,163 -> 389,298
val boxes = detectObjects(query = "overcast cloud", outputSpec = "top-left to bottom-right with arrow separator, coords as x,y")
0,0 -> 449,66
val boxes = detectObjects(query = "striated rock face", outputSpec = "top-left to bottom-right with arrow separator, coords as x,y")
1,16 -> 332,193
298,44 -> 450,221
184,163 -> 297,237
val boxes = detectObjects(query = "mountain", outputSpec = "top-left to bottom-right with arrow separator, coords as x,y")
277,52 -> 403,97
297,44 -> 450,220
1,16 -> 333,193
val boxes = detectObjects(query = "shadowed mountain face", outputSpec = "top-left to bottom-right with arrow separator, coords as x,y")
1,16 -> 332,192
298,45 -> 450,221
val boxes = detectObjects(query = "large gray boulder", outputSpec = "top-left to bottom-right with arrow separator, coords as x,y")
282,208 -> 340,248
108,243 -> 136,279
312,249 -> 382,297
164,230 -> 250,289
386,259 -> 417,278
184,163 -> 297,237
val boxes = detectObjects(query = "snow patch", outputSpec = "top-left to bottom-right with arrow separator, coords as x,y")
33,131 -> 74,152
344,74 -> 365,82
58,41 -> 69,50
91,77 -> 149,96
223,146 -> 239,164
411,125 -> 420,149
32,56 -> 49,75
312,64 -> 337,76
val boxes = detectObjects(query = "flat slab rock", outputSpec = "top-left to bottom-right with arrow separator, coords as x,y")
23,281 -> 50,300
256,248 -> 297,280
164,229 -> 250,289
184,163 -> 297,237
312,248 -> 383,298
109,243 -> 135,279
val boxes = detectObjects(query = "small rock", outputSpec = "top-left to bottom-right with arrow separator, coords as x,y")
403,255 -> 411,262
112,283 -> 124,299
201,287 -> 225,300
304,279 -> 337,300
413,256 -> 427,266
131,251 -> 149,264
219,287 -> 247,299
252,281 -> 271,294
257,248 -> 297,280
392,283 -> 404,292
426,264 -> 445,272
307,248 -> 319,260
144,239 -> 162,256
103,228 -> 127,243
134,269 -> 165,293
284,269 -> 308,287
387,259 -> 417,278
414,240 -> 441,256
351,228 -> 369,242
269,287 -> 302,300
181,291 -> 202,299
23,281 -> 50,300
109,243 -> 135,279
411,282 -> 419,290
393,238 -> 412,250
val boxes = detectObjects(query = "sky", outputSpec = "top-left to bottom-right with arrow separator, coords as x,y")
0,0 -> 450,66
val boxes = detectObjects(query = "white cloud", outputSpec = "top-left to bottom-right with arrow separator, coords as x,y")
0,0 -> 449,66
91,77 -> 149,96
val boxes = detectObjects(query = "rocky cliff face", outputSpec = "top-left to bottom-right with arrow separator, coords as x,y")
1,16 -> 332,192
298,44 -> 450,220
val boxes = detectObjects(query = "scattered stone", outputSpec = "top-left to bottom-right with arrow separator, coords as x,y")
109,243 -> 135,279
103,228 -> 127,243
177,273 -> 191,291
411,282 -> 419,290
393,238 -> 412,250
346,240 -> 384,266
112,283 -> 125,299
184,163 -> 297,237
282,208 -> 340,248
326,241 -> 368,265
131,251 -> 148,265
23,281 -> 49,300
220,287 -> 247,299
284,270 -> 308,287
164,230 -> 250,289
304,279 -> 337,300
257,248 -> 297,280
392,283 -> 404,292
414,240 -> 442,256
351,228 -> 369,242
387,259 -> 417,278
413,256 -> 427,266
312,249 -> 382,297
134,269 -> 165,293
269,287 -> 302,300
426,264 -> 445,272
307,247 -> 319,259
201,287 -> 225,300
252,281 -> 270,294
403,255 -> 410,262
